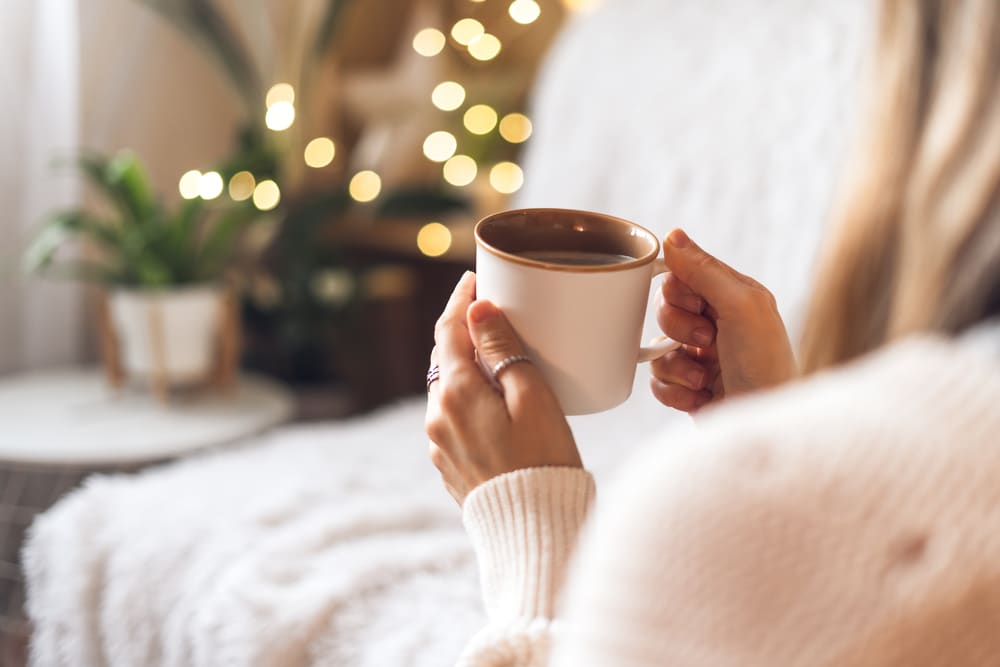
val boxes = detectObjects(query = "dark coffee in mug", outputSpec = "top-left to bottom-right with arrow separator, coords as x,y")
517,250 -> 636,266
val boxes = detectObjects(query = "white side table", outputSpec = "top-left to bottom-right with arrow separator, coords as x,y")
0,368 -> 294,642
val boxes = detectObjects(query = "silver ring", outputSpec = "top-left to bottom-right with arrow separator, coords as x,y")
426,364 -> 440,392
490,354 -> 532,382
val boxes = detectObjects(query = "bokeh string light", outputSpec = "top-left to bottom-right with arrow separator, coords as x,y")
463,104 -> 499,134
412,28 -> 446,57
304,137 -> 336,168
417,222 -> 452,257
451,18 -> 485,45
178,170 -> 202,200
265,82 -> 294,107
228,171 -> 256,201
423,131 -> 458,162
198,171 -> 224,200
489,162 -> 524,194
499,113 -> 533,143
349,170 -> 382,202
468,33 -> 502,61
253,180 -> 281,211
443,155 -> 477,187
509,0 -> 541,24
431,81 -> 466,111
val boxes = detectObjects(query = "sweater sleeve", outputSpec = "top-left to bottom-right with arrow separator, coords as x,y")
457,467 -> 596,667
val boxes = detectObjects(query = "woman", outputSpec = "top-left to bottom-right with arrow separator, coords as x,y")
426,0 -> 1000,664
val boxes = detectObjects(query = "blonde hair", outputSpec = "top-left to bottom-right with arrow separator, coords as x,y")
800,0 -> 1000,372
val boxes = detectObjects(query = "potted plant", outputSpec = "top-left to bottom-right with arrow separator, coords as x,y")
24,150 -> 258,390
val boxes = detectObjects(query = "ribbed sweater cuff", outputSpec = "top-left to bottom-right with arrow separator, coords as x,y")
462,467 -> 596,622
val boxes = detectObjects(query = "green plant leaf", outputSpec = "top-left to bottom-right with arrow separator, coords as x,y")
35,260 -> 120,284
78,151 -> 161,226
313,0 -> 351,56
22,211 -> 122,273
197,204 -> 258,279
136,0 -> 260,112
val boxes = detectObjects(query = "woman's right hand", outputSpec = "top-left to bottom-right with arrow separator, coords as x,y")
650,229 -> 797,413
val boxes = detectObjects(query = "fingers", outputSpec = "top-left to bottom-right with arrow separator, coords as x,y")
656,303 -> 716,348
662,229 -> 755,312
650,348 -> 708,391
650,377 -> 713,412
662,272 -> 705,314
466,300 -> 546,405
434,272 -> 489,393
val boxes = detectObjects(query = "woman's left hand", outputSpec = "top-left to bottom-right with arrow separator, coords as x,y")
425,272 -> 582,505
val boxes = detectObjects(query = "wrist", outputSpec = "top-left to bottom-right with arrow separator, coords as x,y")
463,467 -> 596,621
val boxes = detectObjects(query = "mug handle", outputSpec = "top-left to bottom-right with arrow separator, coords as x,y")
637,258 -> 681,363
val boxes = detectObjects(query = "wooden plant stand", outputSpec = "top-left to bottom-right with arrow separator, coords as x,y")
96,290 -> 241,403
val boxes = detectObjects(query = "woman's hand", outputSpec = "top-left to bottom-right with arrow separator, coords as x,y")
425,272 -> 582,505
650,229 -> 797,413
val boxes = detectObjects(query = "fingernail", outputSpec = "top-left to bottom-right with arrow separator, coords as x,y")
667,229 -> 690,248
687,369 -> 705,389
693,328 -> 713,346
468,300 -> 498,323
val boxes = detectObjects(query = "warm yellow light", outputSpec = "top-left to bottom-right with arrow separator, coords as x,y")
463,104 -> 498,135
304,137 -> 336,168
508,0 -> 541,24
253,180 -> 281,211
442,155 -> 477,187
349,170 -> 382,203
265,101 -> 295,131
422,131 -> 458,162
265,82 -> 295,108
412,28 -> 446,57
561,0 -> 602,11
499,113 -> 533,143
417,222 -> 452,257
178,170 -> 202,200
431,81 -> 466,111
228,171 -> 256,201
451,18 -> 484,46
489,162 -> 524,194
198,171 -> 224,200
468,33 -> 501,61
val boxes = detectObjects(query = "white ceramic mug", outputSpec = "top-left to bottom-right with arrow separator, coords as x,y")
475,208 -> 677,415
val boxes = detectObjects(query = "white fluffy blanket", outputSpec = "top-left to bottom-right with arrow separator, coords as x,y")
24,0 -> 868,664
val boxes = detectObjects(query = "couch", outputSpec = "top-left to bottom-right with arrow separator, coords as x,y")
23,1 -> 869,664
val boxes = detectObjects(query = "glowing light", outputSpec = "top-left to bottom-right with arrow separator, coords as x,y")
561,0 -> 602,11
228,171 -> 256,201
265,101 -> 295,131
499,113 -> 533,143
265,82 -> 295,108
178,170 -> 202,200
508,0 -> 541,24
443,155 -> 477,186
423,131 -> 458,162
198,171 -> 224,200
252,180 -> 281,211
431,81 -> 466,111
463,104 -> 498,135
349,170 -> 382,202
417,222 -> 452,257
304,137 -> 336,168
468,33 -> 502,61
412,28 -> 446,56
489,162 -> 524,194
451,18 -> 485,46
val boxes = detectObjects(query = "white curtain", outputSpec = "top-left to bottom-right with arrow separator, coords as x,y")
0,0 -> 83,374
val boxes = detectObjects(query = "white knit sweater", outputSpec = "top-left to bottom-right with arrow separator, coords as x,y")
458,333 -> 1000,666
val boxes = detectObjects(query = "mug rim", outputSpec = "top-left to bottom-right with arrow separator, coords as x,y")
474,207 -> 660,273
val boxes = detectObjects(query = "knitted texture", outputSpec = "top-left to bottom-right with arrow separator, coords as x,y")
459,337 -> 1000,666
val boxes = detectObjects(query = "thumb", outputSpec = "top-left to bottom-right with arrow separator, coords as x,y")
467,300 -> 542,400
662,229 -> 751,311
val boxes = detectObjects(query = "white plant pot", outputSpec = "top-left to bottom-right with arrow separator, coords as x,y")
109,285 -> 226,385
